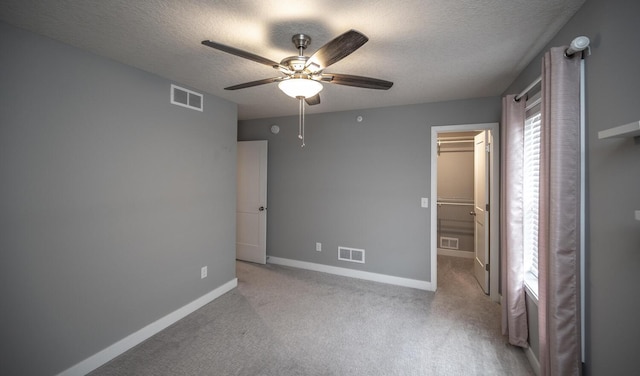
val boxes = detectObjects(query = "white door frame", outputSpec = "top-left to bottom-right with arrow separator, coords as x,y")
430,122 -> 500,302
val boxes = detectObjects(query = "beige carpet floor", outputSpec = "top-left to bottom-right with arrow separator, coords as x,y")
90,256 -> 534,375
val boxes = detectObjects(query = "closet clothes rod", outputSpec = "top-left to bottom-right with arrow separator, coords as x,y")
514,35 -> 590,102
438,136 -> 474,141
437,201 -> 474,206
437,140 -> 474,144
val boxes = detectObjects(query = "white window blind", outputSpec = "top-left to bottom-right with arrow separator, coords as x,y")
523,111 -> 541,297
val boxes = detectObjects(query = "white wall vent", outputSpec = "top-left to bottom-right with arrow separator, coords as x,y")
338,246 -> 365,264
171,84 -> 203,111
440,236 -> 459,250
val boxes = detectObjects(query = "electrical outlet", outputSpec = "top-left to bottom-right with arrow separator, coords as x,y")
421,197 -> 429,208
316,242 -> 322,252
201,266 -> 207,279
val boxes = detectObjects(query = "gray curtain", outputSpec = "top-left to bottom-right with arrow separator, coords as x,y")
538,47 -> 582,376
500,94 -> 528,348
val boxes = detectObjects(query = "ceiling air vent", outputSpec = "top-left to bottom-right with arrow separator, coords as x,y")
171,84 -> 203,111
338,246 -> 365,264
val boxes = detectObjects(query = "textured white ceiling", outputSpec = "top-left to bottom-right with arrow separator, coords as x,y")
0,0 -> 584,120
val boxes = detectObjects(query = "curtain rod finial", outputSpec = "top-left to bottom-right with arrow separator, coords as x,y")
565,36 -> 590,57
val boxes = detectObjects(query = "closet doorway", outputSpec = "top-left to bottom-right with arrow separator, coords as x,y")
430,123 -> 500,301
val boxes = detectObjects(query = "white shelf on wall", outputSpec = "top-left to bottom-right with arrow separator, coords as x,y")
598,120 -> 640,139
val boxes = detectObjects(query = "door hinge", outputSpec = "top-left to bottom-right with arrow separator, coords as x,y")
485,144 -> 490,152
486,203 -> 490,212
485,264 -> 490,272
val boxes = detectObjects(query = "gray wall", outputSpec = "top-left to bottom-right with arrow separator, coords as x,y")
504,0 -> 640,374
0,23 -> 237,375
238,98 -> 500,281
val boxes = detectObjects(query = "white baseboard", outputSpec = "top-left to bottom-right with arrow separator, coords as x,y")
525,344 -> 541,376
268,257 -> 434,291
437,248 -> 474,258
57,278 -> 238,376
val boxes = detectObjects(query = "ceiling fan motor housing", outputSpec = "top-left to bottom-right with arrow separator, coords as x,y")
281,55 -> 309,72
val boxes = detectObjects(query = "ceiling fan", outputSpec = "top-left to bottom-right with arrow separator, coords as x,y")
201,29 -> 394,106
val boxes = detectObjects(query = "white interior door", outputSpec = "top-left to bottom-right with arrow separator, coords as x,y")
473,131 -> 490,293
236,140 -> 267,264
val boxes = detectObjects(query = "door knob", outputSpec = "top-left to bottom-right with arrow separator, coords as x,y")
259,206 -> 265,211
469,211 -> 476,216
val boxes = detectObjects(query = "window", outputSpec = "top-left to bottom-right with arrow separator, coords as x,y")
523,109 -> 541,299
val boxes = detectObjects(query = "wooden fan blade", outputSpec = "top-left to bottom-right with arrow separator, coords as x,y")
225,77 -> 284,90
202,40 -> 281,69
321,73 -> 393,90
305,94 -> 321,106
305,30 -> 368,72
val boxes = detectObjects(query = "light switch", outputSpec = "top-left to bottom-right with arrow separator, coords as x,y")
635,210 -> 640,221
421,198 -> 429,208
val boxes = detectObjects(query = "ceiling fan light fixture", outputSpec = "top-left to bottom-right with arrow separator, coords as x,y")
278,78 -> 323,99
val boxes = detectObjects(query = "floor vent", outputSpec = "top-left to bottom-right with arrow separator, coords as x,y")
338,246 -> 365,264
440,236 -> 459,250
171,84 -> 203,111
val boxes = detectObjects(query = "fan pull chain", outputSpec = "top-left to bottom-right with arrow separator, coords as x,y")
298,97 -> 305,147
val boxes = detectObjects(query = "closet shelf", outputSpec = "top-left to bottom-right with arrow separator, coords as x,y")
598,120 -> 640,139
